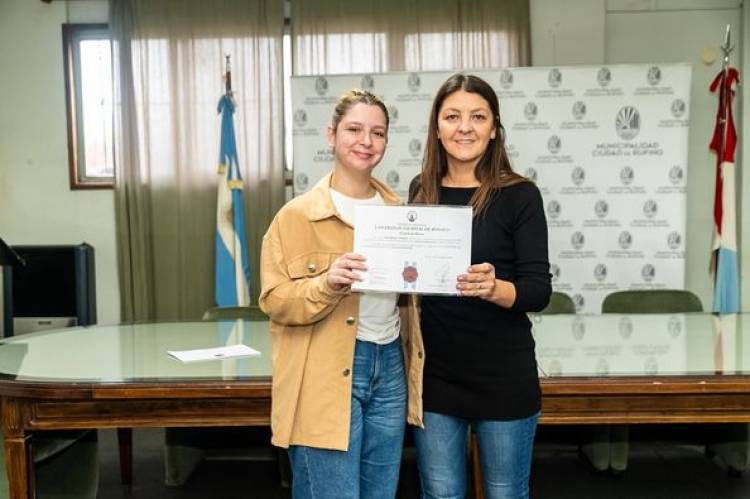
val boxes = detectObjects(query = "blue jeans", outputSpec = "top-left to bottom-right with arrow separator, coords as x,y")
415,411 -> 538,499
288,339 -> 407,499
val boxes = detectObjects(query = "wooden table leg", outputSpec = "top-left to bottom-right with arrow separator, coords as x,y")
117,428 -> 133,485
471,432 -> 484,499
2,398 -> 35,499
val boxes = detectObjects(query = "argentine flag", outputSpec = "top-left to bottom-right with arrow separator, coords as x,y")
709,67 -> 740,314
215,94 -> 251,307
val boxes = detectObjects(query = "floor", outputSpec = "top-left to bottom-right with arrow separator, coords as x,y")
93,427 -> 750,499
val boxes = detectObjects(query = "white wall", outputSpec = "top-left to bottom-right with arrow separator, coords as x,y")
0,0 -> 119,325
531,0 -> 745,311
531,0 -> 606,65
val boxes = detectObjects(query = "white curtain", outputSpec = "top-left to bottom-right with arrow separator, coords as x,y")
110,0 -> 285,321
292,0 -> 530,75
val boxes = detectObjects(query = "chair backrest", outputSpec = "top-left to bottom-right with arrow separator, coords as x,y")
540,291 -> 576,315
601,289 -> 703,314
202,306 -> 268,321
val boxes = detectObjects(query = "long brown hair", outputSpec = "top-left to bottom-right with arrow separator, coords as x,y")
412,73 -> 526,218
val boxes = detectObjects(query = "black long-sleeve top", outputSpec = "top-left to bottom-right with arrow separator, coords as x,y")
419,182 -> 551,420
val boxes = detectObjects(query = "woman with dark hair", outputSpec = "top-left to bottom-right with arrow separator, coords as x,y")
410,73 -> 551,499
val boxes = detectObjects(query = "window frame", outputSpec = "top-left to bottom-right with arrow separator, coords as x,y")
62,23 -> 115,190
282,12 -> 293,186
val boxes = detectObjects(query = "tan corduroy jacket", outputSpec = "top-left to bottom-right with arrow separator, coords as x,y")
259,172 -> 425,451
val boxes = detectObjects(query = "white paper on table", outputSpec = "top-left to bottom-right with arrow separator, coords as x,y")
352,204 -> 472,295
167,344 -> 260,363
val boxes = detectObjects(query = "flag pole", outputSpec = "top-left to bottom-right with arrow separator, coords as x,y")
215,53 -> 251,307
720,24 -> 733,66
709,24 -> 740,313
710,25 -> 733,278
225,54 -> 235,105
718,25 -> 734,165
225,54 -> 231,94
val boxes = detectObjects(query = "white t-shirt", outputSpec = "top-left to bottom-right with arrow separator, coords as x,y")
330,189 -> 400,345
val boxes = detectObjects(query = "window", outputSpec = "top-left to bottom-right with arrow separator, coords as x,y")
63,24 -> 115,189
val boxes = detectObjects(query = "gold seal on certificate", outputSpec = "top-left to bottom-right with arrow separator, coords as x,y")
352,205 -> 472,295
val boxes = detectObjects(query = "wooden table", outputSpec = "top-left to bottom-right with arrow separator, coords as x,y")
536,313 -> 750,424
492,313 -> 750,498
0,320 -> 272,499
2,314 -> 750,498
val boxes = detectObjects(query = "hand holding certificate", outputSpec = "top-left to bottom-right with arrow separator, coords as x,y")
352,205 -> 472,295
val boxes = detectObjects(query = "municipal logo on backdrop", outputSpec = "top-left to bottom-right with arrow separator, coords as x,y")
643,199 -> 658,218
668,165 -> 684,185
507,143 -> 520,159
546,200 -> 561,219
386,170 -> 400,189
618,231 -> 633,250
571,231 -> 585,250
571,167 -> 585,186
547,360 -> 562,376
388,106 -> 399,124
594,263 -> 607,282
315,76 -> 328,96
668,316 -> 682,338
360,74 -> 375,91
548,68 -> 562,88
547,135 -> 561,154
595,358 -> 610,376
293,109 -> 307,128
572,101 -> 586,120
573,294 -> 585,313
671,99 -> 686,118
647,66 -> 661,86
667,231 -> 682,250
644,357 -> 658,375
524,167 -> 538,183
408,73 -> 421,92
524,102 -> 538,121
550,263 -> 560,282
618,317 -> 633,339
620,166 -> 634,185
295,172 -> 309,192
641,263 -> 655,282
408,138 -> 422,158
500,69 -> 514,89
594,200 -> 608,218
572,316 -> 586,340
597,67 -> 611,87
615,106 -> 640,140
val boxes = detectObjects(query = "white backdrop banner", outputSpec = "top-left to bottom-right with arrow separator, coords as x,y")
291,64 -> 691,313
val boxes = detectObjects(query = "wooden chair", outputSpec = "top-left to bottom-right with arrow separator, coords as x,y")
602,289 -> 703,314
581,289 -> 707,474
540,291 -> 576,315
201,305 -> 268,321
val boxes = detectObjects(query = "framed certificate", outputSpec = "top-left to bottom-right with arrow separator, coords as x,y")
352,205 -> 472,295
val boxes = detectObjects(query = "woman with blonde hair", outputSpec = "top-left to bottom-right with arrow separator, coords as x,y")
260,89 -> 424,499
